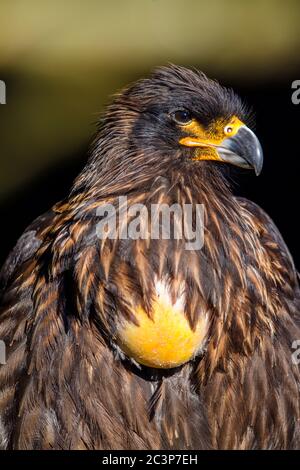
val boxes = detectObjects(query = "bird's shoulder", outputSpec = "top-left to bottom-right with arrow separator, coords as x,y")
237,196 -> 299,287
0,209 -> 56,295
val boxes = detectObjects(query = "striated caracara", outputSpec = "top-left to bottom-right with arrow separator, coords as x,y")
0,65 -> 299,450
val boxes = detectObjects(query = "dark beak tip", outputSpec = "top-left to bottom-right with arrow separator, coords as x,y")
253,143 -> 264,176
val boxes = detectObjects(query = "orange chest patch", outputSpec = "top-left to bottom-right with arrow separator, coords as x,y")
116,282 -> 208,369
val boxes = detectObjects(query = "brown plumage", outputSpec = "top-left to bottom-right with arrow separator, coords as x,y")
0,65 -> 299,449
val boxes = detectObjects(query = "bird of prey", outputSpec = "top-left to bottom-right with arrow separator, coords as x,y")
0,65 -> 299,450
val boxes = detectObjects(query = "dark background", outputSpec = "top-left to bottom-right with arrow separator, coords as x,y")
0,1 -> 299,268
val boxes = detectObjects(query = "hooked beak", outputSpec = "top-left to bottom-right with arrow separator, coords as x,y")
217,126 -> 263,176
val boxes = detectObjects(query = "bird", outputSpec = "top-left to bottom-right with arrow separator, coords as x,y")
0,64 -> 299,450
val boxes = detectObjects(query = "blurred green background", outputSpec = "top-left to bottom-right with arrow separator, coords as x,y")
0,0 -> 299,266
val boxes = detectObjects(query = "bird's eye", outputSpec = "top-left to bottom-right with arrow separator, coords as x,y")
172,110 -> 192,125
224,125 -> 233,135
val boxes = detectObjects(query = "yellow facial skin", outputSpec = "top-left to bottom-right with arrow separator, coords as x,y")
179,116 -> 244,161
117,298 -> 208,369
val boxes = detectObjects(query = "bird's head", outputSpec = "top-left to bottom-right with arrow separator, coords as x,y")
97,65 -> 263,178
75,65 -> 263,196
